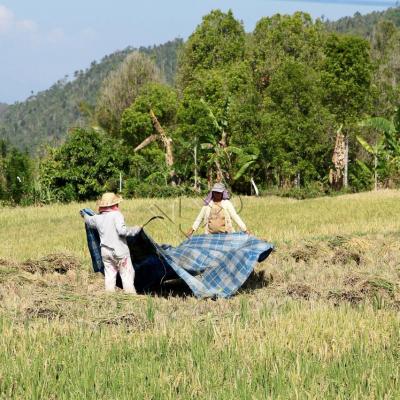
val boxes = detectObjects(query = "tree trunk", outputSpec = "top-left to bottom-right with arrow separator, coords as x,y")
219,130 -> 228,148
134,134 -> 159,152
374,153 -> 378,191
250,177 -> 259,196
329,125 -> 346,190
215,160 -> 224,183
194,142 -> 199,191
344,133 -> 349,188
149,109 -> 177,186
215,129 -> 230,184
207,170 -> 212,190
294,172 -> 301,188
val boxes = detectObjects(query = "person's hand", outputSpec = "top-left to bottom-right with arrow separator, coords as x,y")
79,210 -> 85,219
186,228 -> 194,237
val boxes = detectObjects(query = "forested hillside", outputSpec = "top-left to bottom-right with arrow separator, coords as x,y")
326,5 -> 400,37
3,7 -> 400,154
0,39 -> 182,152
2,7 -> 400,204
0,103 -> 8,115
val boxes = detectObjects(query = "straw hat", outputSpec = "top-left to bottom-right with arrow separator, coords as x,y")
96,192 -> 122,208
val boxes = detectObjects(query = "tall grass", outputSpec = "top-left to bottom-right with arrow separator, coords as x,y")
1,190 -> 400,398
1,305 -> 399,399
1,190 -> 400,261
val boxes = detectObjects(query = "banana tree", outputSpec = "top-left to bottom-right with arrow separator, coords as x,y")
360,110 -> 400,156
228,145 -> 260,180
359,110 -> 400,189
356,135 -> 385,191
199,97 -> 232,185
199,98 -> 262,189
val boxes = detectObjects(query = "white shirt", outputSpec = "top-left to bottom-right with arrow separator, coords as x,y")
84,211 -> 140,257
192,199 -> 247,234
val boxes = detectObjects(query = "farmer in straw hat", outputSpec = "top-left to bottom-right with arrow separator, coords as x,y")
83,192 -> 141,294
187,182 -> 250,236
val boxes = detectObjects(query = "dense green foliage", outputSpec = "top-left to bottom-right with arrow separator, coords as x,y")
177,9 -> 246,88
39,128 -> 130,202
121,82 -> 178,147
2,7 -> 400,203
0,140 -> 34,205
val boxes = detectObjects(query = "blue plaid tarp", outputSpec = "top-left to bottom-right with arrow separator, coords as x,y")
82,208 -> 273,298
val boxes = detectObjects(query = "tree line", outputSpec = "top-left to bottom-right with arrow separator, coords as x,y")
2,9 -> 400,205
0,40 -> 183,152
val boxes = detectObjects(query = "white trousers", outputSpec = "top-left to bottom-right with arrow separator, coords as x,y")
101,247 -> 136,294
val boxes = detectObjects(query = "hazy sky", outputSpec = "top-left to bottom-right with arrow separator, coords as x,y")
0,0 -> 395,104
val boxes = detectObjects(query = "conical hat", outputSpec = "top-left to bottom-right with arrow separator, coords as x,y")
96,192 -> 122,207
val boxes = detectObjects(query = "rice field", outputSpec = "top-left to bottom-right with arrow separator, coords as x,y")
1,190 -> 400,399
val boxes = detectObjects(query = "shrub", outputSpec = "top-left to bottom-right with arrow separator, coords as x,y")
123,179 -> 195,198
263,182 -> 327,200
40,128 -> 130,202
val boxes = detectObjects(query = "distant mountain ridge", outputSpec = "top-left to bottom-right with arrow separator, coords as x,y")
326,5 -> 400,37
0,38 -> 183,152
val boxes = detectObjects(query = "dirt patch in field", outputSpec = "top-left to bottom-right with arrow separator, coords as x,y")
290,242 -> 322,263
331,247 -> 362,265
329,237 -> 368,266
24,298 -> 64,320
96,313 -> 150,332
327,290 -> 364,305
21,253 -> 80,275
25,306 -> 63,320
0,259 -> 18,268
241,270 -> 273,291
328,274 -> 397,306
286,283 -> 318,300
344,274 -> 396,296
287,236 -> 365,266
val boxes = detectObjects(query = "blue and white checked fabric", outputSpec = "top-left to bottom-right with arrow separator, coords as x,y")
162,233 -> 273,298
81,208 -> 273,298
82,208 -> 103,273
